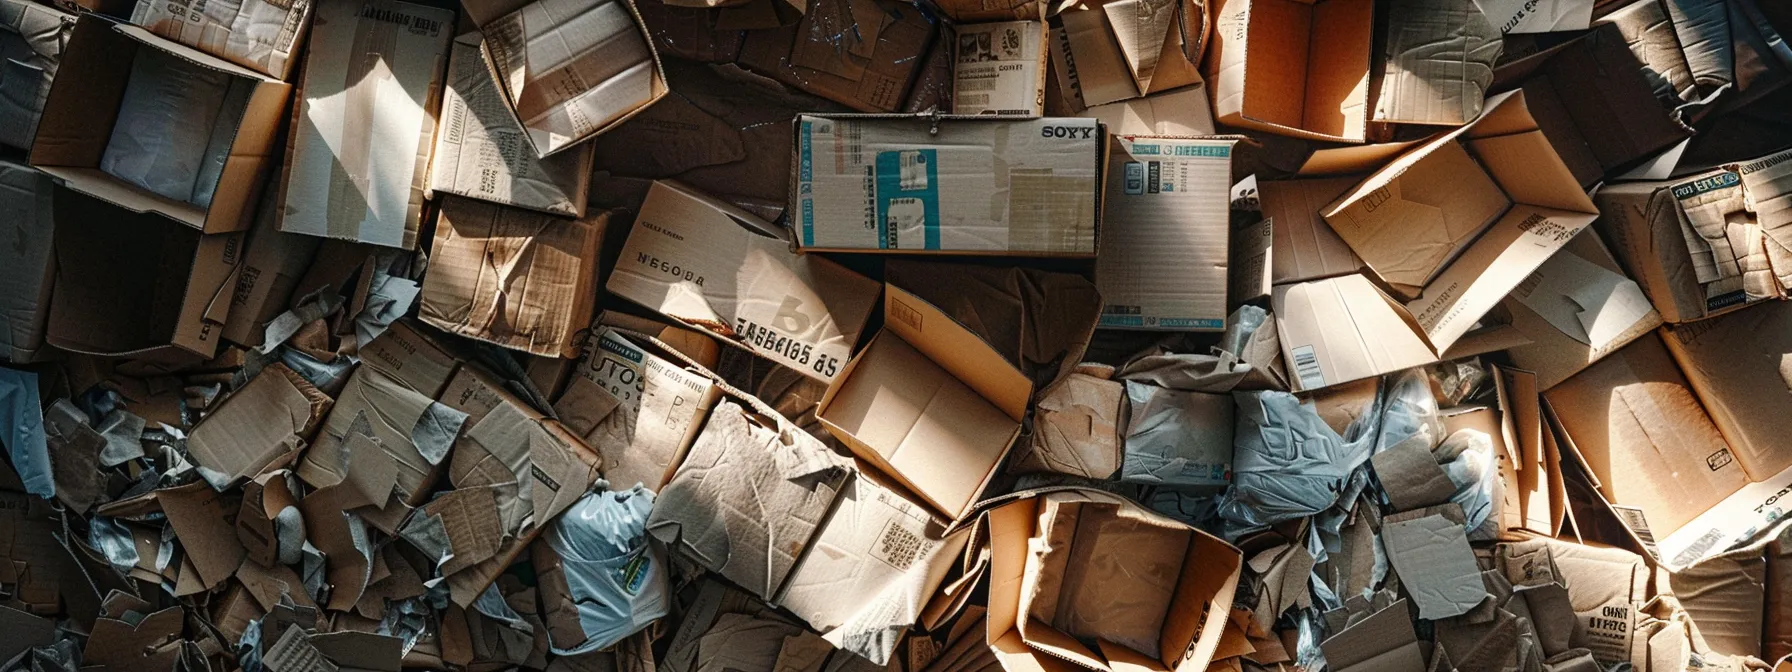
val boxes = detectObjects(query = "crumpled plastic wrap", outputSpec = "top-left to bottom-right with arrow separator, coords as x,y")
537,485 -> 669,656
1220,391 -> 1373,527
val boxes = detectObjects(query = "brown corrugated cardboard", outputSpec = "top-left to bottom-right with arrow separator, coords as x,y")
1096,136 -> 1234,331
952,20 -> 1047,115
554,327 -> 720,492
429,32 -> 594,217
0,491 -> 65,615
30,16 -> 289,235
1504,231 -> 1662,390
1271,274 -> 1437,392
237,469 -> 301,568
1662,299 -> 1792,480
817,284 -> 1033,520
1669,546 -> 1766,659
1257,177 -> 1362,285
1205,0 -> 1374,142
158,481 -> 249,590
1078,84 -> 1216,136
1325,90 -> 1601,351
1593,171 -> 1777,324
608,180 -> 879,382
1498,536 -> 1649,667
735,0 -> 935,113
420,196 -> 608,358
465,0 -> 668,157
359,320 -> 462,396
985,489 -> 1241,672
0,158 -> 53,363
130,0 -> 311,80
1769,528 -> 1792,662
1372,0 -> 1501,126
634,1 -> 743,63
647,397 -> 852,599
1595,0 -> 1695,102
1047,0 -> 1203,108
277,0 -> 453,249
1018,367 -> 1124,479
1319,598 -> 1425,672
791,114 -> 1102,256
47,187 -> 242,360
187,363 -> 330,488
0,0 -> 72,152
222,195 -> 321,348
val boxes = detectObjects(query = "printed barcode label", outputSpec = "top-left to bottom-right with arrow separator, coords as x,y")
898,151 -> 929,191
1292,345 -> 1324,389
1610,505 -> 1659,557
1672,528 -> 1728,568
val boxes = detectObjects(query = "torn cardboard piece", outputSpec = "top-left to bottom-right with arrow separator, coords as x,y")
187,363 -> 331,489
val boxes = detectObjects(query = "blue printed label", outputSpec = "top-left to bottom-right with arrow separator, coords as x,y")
874,150 -> 941,250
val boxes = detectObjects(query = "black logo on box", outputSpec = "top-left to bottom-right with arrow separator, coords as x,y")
1708,449 -> 1734,471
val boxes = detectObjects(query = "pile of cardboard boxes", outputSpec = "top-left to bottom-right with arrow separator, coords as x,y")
8,0 -> 1792,670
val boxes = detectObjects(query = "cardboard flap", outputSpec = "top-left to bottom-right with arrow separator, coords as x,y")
29,15 -> 129,169
1272,275 -> 1438,391
1297,140 -> 1423,176
884,284 -> 1033,421
1467,126 -> 1597,215
116,24 -> 279,82
1101,0 -> 1176,92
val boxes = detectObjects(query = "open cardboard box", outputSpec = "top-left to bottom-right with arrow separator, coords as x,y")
1204,0 -> 1373,143
1503,230 -> 1663,391
984,488 -> 1241,672
461,0 -> 669,157
1048,0 -> 1206,108
30,15 -> 289,235
817,284 -> 1033,521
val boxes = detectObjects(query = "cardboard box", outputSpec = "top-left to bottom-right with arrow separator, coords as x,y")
420,196 -> 608,358
0,0 -> 73,151
0,158 -> 54,362
817,284 -> 1032,520
221,195 -> 320,348
1662,300 -> 1792,480
791,114 -> 1102,256
186,363 -> 331,488
1497,536 -> 1650,666
951,20 -> 1047,115
1257,177 -> 1362,285
46,187 -> 242,360
1595,0 -> 1694,103
553,327 -> 721,492
1271,274 -> 1436,392
277,0 -> 454,250
1593,170 -> 1779,324
985,489 -> 1242,672
1489,23 -> 1687,187
129,0 -> 311,80
1078,84 -> 1216,136
735,0 -> 935,113
608,180 -> 880,382
1046,0 -> 1205,108
1504,230 -> 1662,390
464,0 -> 668,157
1205,0 -> 1374,142
1320,598 -> 1424,672
1324,90 -> 1601,350
429,32 -> 594,217
1371,0 -> 1500,126
1095,135 -> 1235,330
30,15 -> 289,235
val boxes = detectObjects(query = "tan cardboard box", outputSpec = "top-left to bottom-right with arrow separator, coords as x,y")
1662,300 -> 1792,480
429,32 -> 594,218
1205,0 -> 1373,142
734,0 -> 934,113
817,284 -> 1032,520
1095,135 -> 1235,331
1371,0 -> 1501,126
0,0 -> 73,152
46,188 -> 242,361
1271,274 -> 1436,392
1078,84 -> 1216,136
221,195 -> 320,349
463,0 -> 667,157
1046,0 -> 1205,108
277,0 -> 452,250
985,488 -> 1242,672
791,114 -> 1102,256
130,0 -> 312,80
31,15 -> 289,235
1324,89 -> 1600,351
0,157 -> 54,363
553,327 -> 721,493
1593,171 -> 1779,324
420,195 -> 608,358
1504,231 -> 1661,390
951,19 -> 1047,115
608,180 -> 880,382
1257,177 -> 1362,286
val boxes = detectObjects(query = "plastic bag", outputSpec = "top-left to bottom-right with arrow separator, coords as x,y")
538,485 -> 669,655
1221,391 -> 1374,527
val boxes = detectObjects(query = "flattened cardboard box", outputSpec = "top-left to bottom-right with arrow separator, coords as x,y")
130,0 -> 311,80
1372,0 -> 1501,126
817,284 -> 1032,520
0,157 -> 54,362
1498,536 -> 1649,666
47,187 -> 242,360
420,195 -> 608,358
608,180 -> 879,382
554,327 -> 720,493
1096,135 -> 1235,330
278,0 -> 454,250
735,0 -> 935,113
31,16 -> 290,235
1047,0 -> 1205,108
1272,274 -> 1436,392
1205,0 -> 1374,142
951,20 -> 1046,115
429,31 -> 593,217
792,114 -> 1101,256
0,0 -> 73,152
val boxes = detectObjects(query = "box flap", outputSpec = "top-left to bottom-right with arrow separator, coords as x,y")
884,284 -> 1033,420
1271,275 -> 1437,392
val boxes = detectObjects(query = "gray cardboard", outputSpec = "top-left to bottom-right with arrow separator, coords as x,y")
1383,512 -> 1486,620
0,158 -> 53,362
0,0 -> 71,151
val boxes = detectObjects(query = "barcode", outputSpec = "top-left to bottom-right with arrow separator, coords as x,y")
958,93 -> 989,106
959,79 -> 997,92
1672,528 -> 1728,567
1611,505 -> 1659,557
1292,345 -> 1323,389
